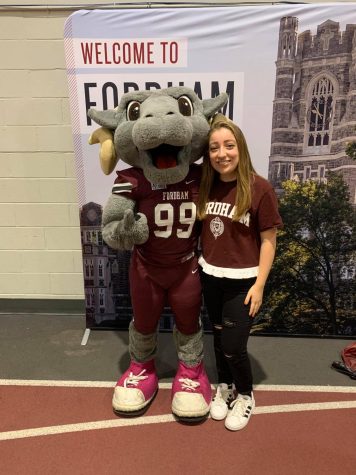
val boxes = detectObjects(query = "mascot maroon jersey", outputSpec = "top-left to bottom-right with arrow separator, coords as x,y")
113,164 -> 202,267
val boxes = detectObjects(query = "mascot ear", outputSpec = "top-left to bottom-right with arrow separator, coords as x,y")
88,108 -> 119,129
202,92 -> 229,121
88,127 -> 117,175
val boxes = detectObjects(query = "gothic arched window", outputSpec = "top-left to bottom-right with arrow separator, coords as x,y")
306,77 -> 334,150
282,34 -> 289,57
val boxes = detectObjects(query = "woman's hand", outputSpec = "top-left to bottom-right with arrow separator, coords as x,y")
244,227 -> 277,317
244,283 -> 264,317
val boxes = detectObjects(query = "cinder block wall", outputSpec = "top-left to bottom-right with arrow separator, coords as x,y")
0,6 -> 84,306
1,0 -> 355,311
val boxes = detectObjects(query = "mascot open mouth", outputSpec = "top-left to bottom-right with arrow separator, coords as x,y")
150,144 -> 181,169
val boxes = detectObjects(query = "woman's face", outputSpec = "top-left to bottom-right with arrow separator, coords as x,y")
209,127 -> 239,182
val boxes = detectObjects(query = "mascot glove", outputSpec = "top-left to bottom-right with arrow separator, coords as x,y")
103,209 -> 149,250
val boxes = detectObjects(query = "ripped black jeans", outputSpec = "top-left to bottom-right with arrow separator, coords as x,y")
201,271 -> 256,395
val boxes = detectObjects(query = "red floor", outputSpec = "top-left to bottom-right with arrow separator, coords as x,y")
1,383 -> 356,475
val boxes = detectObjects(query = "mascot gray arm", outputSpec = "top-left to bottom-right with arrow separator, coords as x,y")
87,126 -> 148,250
102,194 -> 149,250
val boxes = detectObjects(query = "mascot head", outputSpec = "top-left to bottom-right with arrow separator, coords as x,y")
88,86 -> 228,186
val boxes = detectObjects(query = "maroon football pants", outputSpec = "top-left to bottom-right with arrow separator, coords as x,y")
129,250 -> 202,335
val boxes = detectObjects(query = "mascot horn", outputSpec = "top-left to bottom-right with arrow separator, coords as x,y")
88,87 -> 228,421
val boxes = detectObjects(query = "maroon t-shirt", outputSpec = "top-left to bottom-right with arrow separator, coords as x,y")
113,165 -> 202,267
199,174 -> 283,278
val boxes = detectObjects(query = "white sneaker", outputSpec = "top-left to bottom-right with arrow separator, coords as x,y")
225,393 -> 255,431
210,383 -> 236,420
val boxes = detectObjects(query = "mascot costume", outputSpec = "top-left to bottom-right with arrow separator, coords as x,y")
88,87 -> 228,421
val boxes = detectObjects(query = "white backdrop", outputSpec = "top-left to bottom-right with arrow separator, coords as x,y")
64,3 -> 356,206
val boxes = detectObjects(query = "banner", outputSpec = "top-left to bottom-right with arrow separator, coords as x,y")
65,4 -> 356,336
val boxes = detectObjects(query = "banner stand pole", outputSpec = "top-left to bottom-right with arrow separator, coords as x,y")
81,328 -> 91,346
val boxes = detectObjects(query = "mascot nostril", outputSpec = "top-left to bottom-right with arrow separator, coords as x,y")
88,86 -> 228,421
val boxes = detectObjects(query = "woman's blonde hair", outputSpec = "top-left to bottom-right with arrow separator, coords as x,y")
197,113 -> 256,221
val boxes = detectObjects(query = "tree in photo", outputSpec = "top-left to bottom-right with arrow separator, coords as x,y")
346,141 -> 356,161
258,173 -> 355,335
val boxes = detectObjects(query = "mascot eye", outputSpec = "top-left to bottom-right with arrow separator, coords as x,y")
127,101 -> 141,121
178,96 -> 193,116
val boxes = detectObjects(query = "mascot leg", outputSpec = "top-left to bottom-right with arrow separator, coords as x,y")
171,325 -> 212,421
112,321 -> 159,416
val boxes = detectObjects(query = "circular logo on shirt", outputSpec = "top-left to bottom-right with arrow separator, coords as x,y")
210,216 -> 224,239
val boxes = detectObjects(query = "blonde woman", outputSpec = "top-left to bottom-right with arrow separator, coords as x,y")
197,114 -> 282,431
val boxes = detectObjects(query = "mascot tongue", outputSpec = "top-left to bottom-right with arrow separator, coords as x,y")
153,145 -> 177,169
156,156 -> 177,169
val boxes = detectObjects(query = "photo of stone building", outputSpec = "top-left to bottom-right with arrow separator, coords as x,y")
261,16 -> 356,337
80,202 -> 132,328
269,16 -> 356,203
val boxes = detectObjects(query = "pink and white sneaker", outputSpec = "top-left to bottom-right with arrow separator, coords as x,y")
171,361 -> 212,421
112,360 -> 158,416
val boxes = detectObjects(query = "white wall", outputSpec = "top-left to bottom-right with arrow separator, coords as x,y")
1,0 -> 355,303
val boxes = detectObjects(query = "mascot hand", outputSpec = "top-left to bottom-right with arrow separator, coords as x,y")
102,209 -> 149,250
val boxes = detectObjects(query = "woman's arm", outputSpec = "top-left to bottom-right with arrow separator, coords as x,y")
244,227 -> 277,317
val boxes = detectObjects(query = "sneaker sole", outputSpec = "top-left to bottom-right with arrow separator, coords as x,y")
210,412 -> 227,421
112,388 -> 158,417
172,411 -> 210,423
171,399 -> 211,422
225,418 -> 250,431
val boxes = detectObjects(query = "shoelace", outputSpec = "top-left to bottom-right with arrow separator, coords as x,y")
213,385 -> 234,405
213,386 -> 225,404
230,396 -> 252,417
226,390 -> 235,406
178,378 -> 200,391
124,369 -> 148,388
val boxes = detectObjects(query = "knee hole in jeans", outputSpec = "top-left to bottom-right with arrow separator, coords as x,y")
222,319 -> 238,328
213,324 -> 222,331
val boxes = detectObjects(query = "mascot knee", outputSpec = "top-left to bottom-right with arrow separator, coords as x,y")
131,319 -> 158,336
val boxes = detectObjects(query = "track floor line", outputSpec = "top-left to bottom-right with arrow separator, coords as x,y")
254,400 -> 356,414
0,379 -> 116,388
1,380 -> 355,392
254,384 -> 356,393
1,400 -> 355,442
0,414 -> 176,441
